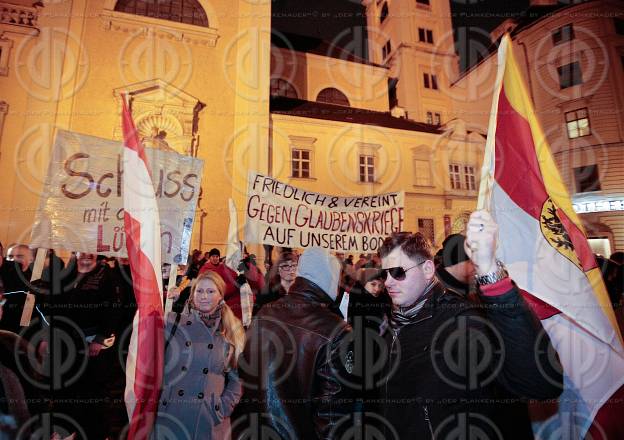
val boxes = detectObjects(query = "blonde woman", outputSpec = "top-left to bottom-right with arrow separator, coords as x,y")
152,271 -> 245,439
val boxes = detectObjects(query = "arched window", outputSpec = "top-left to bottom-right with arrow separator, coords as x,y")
270,78 -> 298,99
316,88 -> 350,107
115,0 -> 209,27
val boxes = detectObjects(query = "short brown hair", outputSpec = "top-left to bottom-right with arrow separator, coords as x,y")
379,232 -> 433,261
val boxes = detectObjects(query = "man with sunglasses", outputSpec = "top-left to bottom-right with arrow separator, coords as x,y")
377,210 -> 562,439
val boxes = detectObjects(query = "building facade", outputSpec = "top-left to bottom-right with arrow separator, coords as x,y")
452,0 -> 624,254
0,0 -> 272,253
0,0 -> 489,257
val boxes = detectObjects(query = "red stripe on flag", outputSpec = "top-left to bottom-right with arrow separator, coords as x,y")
518,288 -> 561,320
124,213 -> 164,440
556,207 -> 597,272
585,384 -> 624,440
494,86 -> 548,220
495,88 -> 596,272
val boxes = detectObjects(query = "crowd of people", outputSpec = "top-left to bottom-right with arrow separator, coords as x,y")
0,210 -> 623,439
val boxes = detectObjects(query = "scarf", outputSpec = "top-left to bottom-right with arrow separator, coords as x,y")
194,300 -> 225,329
390,278 -> 439,329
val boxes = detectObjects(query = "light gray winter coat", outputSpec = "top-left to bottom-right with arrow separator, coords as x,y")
151,308 -> 242,439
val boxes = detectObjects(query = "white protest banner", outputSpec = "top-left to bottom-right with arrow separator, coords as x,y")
31,129 -> 203,264
244,172 -> 404,252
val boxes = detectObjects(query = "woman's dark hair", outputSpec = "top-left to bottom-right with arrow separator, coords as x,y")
276,252 -> 298,267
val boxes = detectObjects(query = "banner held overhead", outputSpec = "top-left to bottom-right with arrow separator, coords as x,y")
244,171 -> 404,252
30,129 -> 204,264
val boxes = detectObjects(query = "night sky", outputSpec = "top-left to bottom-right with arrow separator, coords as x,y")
272,0 -> 531,71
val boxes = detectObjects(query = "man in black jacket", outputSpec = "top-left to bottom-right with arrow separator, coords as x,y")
233,247 -> 354,440
48,252 -> 122,439
435,233 -> 477,301
378,210 -> 562,439
0,244 -> 33,333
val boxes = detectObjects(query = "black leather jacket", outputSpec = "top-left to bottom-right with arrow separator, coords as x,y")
380,280 -> 563,439
233,277 -> 354,439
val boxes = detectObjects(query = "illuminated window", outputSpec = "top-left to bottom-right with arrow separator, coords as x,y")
359,155 -> 375,183
449,163 -> 476,190
463,165 -> 476,190
426,111 -> 441,125
565,108 -> 590,139
414,159 -> 432,186
449,164 -> 461,189
114,0 -> 209,27
291,149 -> 311,178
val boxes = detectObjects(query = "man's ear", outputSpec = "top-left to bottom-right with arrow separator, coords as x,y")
422,260 -> 436,280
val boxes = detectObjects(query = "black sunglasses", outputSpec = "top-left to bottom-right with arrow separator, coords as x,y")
380,260 -> 427,281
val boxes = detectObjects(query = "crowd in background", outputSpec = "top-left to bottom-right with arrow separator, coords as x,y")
0,234 -> 622,439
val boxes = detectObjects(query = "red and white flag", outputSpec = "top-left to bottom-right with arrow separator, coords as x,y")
479,35 -> 624,439
121,94 -> 165,440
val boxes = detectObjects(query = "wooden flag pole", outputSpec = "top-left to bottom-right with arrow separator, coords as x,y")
20,247 -> 46,327
164,263 -> 178,314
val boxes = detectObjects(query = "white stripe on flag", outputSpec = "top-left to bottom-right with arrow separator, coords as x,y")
123,147 -> 163,276
123,136 -> 163,420
491,184 -> 620,349
490,183 -> 624,438
540,314 -> 624,427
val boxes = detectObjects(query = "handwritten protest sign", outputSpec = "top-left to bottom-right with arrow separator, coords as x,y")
31,129 -> 203,264
244,172 -> 404,252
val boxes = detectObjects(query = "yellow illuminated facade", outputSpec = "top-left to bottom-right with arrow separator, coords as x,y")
0,0 -> 485,257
